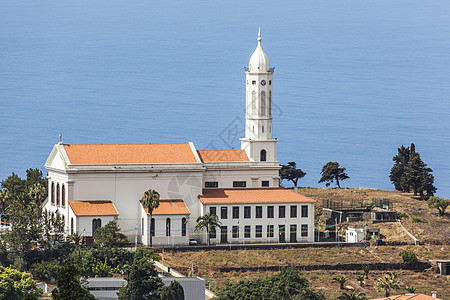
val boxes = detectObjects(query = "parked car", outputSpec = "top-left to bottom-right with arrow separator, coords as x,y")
189,239 -> 198,245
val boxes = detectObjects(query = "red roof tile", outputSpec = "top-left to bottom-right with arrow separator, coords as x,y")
197,150 -> 249,162
64,143 -> 197,165
69,201 -> 118,216
199,188 -> 316,204
141,200 -> 190,215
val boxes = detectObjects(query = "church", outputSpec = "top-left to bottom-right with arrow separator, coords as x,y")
43,30 -> 316,246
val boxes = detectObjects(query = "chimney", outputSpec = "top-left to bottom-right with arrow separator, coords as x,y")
431,291 -> 437,298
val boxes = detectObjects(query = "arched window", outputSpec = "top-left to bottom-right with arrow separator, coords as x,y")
260,149 -> 267,162
251,91 -> 256,114
166,218 -> 171,236
56,183 -> 60,206
151,218 -> 155,237
262,126 -> 265,133
62,215 -> 65,225
71,218 -> 74,235
260,91 -> 266,116
269,91 -> 272,116
61,184 -> 65,207
92,218 -> 102,235
182,218 -> 187,237
51,182 -> 55,205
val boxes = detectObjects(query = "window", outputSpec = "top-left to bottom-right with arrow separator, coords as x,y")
92,219 -> 102,235
221,207 -> 228,219
290,225 -> 297,242
210,207 -> 217,216
262,180 -> 269,187
290,205 -> 297,218
209,227 -> 216,239
232,207 -> 239,219
205,181 -> 218,188
256,225 -> 262,238
70,218 -> 74,235
252,80 -> 256,85
62,215 -> 65,225
232,226 -> 239,238
267,225 -> 274,237
61,184 -> 65,207
269,80 -> 272,85
256,206 -> 262,218
267,206 -> 274,218
301,224 -> 308,237
279,206 -> 286,218
260,91 -> 266,116
260,149 -> 266,161
233,181 -> 246,187
51,182 -> 55,205
245,226 -> 251,238
244,206 -> 251,219
56,183 -> 60,206
182,218 -> 186,236
151,218 -> 155,236
269,91 -> 272,115
262,126 -> 264,133
166,218 -> 171,236
301,205 -> 308,218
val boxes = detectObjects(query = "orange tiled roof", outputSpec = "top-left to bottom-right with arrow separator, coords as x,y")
199,188 -> 316,204
197,150 -> 249,162
63,143 -> 197,165
371,294 -> 441,300
69,201 -> 118,216
141,200 -> 191,215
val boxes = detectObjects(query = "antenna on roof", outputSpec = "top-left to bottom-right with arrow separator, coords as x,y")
58,133 -> 63,145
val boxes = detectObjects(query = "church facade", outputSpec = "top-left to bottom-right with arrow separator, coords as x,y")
43,31 -> 316,246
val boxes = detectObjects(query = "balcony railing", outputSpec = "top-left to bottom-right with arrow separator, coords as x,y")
243,67 -> 275,72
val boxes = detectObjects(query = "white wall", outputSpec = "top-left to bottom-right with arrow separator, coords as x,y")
202,168 -> 279,189
202,202 -> 314,244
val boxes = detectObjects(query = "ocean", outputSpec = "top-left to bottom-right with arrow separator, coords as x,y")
1,0 -> 449,197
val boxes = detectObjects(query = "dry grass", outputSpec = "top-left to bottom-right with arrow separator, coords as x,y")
162,245 -> 449,298
300,188 -> 450,244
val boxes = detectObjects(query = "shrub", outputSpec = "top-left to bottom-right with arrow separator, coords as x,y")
397,212 -> 409,219
30,260 -> 61,283
399,250 -> 418,264
411,216 -> 427,223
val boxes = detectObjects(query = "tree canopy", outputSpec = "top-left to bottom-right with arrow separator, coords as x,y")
318,162 -> 349,188
159,280 -> 184,300
0,266 -> 42,300
118,248 -> 163,300
94,220 -> 129,248
215,267 -> 324,300
375,272 -> 399,297
427,196 -> 448,216
279,162 -> 306,191
52,259 -> 95,300
390,143 -> 436,199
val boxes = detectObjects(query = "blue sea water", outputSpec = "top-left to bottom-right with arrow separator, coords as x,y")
0,1 -> 449,197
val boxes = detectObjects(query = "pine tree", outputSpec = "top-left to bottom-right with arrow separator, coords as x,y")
390,143 -> 436,199
160,280 -> 184,300
52,259 -> 95,300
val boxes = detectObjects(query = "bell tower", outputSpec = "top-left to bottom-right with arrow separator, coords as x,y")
241,28 -> 278,162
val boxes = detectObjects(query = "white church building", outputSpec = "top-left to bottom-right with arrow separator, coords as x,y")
42,30 -> 316,246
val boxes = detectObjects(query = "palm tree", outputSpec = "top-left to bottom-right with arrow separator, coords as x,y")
375,272 -> 400,297
141,189 -> 160,247
362,265 -> 370,279
337,291 -> 368,300
68,232 -> 83,246
405,286 -> 416,293
357,275 -> 365,286
332,276 -> 347,290
195,212 -> 221,246
28,182 -> 46,208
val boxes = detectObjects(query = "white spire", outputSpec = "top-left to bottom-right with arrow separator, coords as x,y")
249,28 -> 270,72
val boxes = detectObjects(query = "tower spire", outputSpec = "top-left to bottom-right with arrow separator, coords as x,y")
258,27 -> 261,42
